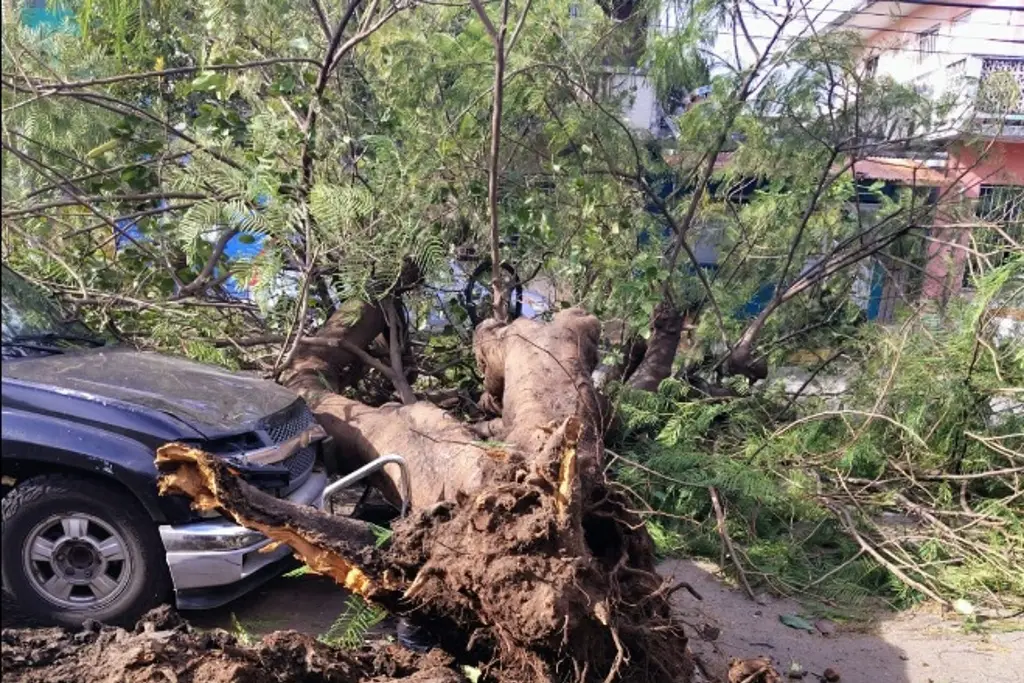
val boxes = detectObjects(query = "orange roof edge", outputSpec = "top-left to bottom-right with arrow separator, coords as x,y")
852,157 -> 949,187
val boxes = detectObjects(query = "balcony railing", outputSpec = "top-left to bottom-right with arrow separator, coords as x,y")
978,57 -> 1024,118
934,56 -> 1024,140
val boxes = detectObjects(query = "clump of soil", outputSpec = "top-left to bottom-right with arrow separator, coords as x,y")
0,606 -> 461,683
379,468 -> 694,683
726,657 -> 781,683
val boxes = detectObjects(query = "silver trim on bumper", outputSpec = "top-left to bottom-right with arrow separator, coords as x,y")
159,470 -> 326,592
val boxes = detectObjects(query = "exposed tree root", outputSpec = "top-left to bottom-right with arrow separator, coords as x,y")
154,309 -> 695,683
155,425 -> 693,682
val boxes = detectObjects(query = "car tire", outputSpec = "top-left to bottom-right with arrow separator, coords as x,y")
1,474 -> 170,628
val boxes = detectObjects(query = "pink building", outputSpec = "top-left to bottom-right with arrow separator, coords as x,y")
829,0 -> 1023,307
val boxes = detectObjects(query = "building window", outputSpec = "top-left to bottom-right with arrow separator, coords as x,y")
865,55 -> 879,78
916,26 -> 938,63
978,185 -> 1024,225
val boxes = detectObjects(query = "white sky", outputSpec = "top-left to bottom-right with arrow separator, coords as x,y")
718,1 -> 862,68
655,0 -> 864,69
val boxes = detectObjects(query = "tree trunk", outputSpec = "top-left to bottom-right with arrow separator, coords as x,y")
593,334 -> 646,389
278,298 -> 388,396
627,302 -> 685,392
157,307 -> 694,683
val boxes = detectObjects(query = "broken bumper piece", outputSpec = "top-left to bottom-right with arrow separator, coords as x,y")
158,469 -> 326,609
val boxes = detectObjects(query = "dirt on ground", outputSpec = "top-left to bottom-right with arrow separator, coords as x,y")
4,560 -> 1022,683
662,559 -> 1024,683
185,560 -> 1024,683
1,605 -> 461,683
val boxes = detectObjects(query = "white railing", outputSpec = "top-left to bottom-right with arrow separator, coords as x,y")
929,55 -> 1024,140
970,56 -> 1024,139
978,57 -> 1024,117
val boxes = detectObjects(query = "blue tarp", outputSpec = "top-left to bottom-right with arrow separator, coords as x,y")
740,282 -> 776,319
22,5 -> 75,32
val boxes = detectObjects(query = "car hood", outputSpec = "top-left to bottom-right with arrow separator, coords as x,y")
2,346 -> 300,436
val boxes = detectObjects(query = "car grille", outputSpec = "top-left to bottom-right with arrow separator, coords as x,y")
283,445 -> 315,482
259,401 -> 319,495
265,401 -> 318,445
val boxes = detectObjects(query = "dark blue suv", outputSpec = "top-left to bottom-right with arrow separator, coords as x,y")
1,267 -> 328,627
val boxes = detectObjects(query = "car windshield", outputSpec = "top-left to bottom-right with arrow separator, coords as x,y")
1,267 -> 103,353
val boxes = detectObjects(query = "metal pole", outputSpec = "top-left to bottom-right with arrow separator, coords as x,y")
321,454 -> 411,517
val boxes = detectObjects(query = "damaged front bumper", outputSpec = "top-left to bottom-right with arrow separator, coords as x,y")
158,469 -> 326,610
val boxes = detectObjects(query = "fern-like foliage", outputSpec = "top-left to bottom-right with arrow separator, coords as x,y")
609,263 -> 1023,611
319,595 -> 388,649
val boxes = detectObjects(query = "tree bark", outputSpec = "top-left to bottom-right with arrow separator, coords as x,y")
593,334 -> 646,389
627,302 -> 685,392
279,298 -> 388,397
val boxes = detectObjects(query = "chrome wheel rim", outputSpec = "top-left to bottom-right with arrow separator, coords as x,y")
22,513 -> 132,609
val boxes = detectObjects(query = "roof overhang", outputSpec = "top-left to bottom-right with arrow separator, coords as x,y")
852,156 -> 950,186
824,0 -> 891,37
824,1 -> 992,40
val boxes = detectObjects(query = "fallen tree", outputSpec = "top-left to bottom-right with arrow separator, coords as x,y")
156,308 -> 695,683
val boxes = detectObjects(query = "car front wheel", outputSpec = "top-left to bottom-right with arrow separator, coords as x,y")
1,474 -> 170,628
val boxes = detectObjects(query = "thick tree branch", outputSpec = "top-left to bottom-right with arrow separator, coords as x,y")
385,298 -> 418,405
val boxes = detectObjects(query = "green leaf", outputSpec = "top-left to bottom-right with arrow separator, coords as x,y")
86,139 -> 119,159
779,614 -> 816,632
368,523 -> 394,547
191,71 -> 227,94
231,613 -> 254,646
320,595 -> 388,649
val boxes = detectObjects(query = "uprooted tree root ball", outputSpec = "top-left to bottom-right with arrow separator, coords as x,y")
154,432 -> 694,683
152,309 -> 697,683
1,606 -> 462,683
